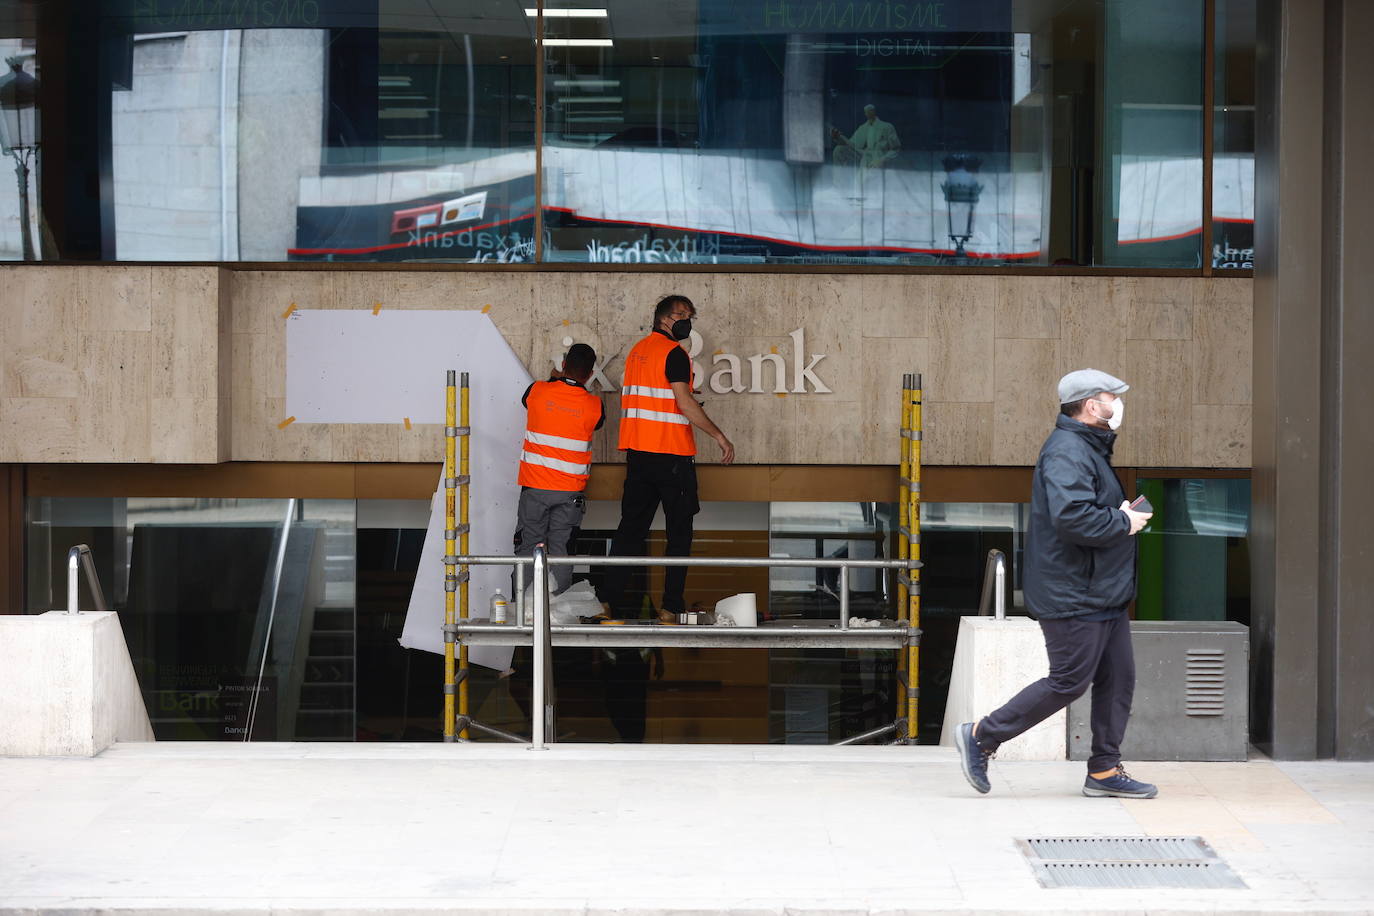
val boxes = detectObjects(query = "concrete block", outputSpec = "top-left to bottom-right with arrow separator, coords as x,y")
0,611 -> 155,757
939,615 -> 1066,761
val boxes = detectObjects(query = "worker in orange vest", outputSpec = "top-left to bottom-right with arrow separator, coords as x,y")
598,295 -> 734,621
515,343 -> 604,596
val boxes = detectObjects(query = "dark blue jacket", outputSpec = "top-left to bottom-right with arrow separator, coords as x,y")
1023,414 -> 1136,619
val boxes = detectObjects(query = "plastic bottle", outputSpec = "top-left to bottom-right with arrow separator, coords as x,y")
490,590 -> 508,625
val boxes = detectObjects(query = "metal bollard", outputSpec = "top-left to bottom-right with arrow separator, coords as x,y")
995,554 -> 1006,620
529,544 -> 552,750
67,547 -> 80,615
838,566 -> 850,629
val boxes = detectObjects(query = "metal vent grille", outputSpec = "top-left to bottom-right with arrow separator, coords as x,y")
1019,836 -> 1246,890
1185,648 -> 1227,716
1026,836 -> 1212,860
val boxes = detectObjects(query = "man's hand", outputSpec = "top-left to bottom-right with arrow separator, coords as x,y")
671,381 -> 734,465
1120,500 -> 1153,535
715,433 -> 735,465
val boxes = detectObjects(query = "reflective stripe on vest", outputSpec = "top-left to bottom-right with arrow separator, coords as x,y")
623,406 -> 690,425
617,332 -> 696,456
524,429 -> 593,451
520,450 -> 590,476
622,384 -> 676,399
519,379 -> 601,491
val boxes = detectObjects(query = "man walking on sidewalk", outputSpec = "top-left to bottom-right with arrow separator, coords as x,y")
955,369 -> 1158,799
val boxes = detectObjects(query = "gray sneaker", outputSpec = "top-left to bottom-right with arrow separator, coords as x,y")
954,722 -> 991,794
1083,766 -> 1158,799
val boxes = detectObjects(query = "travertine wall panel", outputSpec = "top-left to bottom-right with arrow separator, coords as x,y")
0,268 -> 1254,468
992,337 -> 1058,466
224,271 -> 1254,468
1192,405 -> 1251,467
0,266 -> 225,463
1116,338 -> 1194,468
995,276 -> 1061,340
926,276 -> 996,402
860,336 -> 929,465
1194,278 -> 1252,405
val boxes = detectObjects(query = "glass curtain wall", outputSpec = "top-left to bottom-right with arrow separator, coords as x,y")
1095,0 -> 1204,267
27,497 -> 356,740
0,3 -> 37,260
1212,0 -> 1255,269
1134,477 -> 1251,624
7,0 -> 1249,266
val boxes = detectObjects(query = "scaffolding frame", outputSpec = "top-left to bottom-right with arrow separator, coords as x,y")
440,369 -> 925,745
898,372 -> 923,742
442,371 -> 472,742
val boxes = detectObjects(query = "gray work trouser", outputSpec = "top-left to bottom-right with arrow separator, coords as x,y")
514,486 -> 585,596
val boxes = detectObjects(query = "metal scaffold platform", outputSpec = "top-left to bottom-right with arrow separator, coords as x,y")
440,370 -> 924,748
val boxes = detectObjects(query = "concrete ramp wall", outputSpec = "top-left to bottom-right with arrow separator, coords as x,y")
939,616 -> 1066,761
0,611 -> 154,756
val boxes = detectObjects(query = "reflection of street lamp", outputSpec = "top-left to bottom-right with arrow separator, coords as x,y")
940,154 -> 983,260
0,56 -> 39,261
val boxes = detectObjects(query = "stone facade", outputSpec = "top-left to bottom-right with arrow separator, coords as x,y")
0,266 -> 1252,467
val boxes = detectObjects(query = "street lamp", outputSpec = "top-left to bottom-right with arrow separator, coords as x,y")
0,56 -> 39,261
940,153 -> 983,260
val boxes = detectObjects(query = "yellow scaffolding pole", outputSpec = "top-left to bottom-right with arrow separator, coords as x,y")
443,371 -> 457,740
458,373 -> 471,739
905,372 -> 922,743
896,375 -> 911,724
442,370 -> 472,742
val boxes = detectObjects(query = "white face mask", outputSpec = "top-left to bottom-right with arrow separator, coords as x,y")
1092,397 -> 1124,431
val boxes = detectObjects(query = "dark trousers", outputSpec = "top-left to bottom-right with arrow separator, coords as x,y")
977,612 -> 1136,773
599,449 -> 700,616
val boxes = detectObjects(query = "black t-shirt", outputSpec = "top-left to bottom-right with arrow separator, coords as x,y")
656,329 -> 691,384
521,376 -> 605,430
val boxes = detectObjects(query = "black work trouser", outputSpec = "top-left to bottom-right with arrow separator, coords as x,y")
976,612 -> 1135,773
599,449 -> 700,616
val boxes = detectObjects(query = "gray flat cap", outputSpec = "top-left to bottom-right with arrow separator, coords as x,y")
1058,368 -> 1129,404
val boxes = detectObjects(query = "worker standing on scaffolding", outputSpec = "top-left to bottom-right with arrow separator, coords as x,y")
514,343 -> 603,597
598,294 -> 734,622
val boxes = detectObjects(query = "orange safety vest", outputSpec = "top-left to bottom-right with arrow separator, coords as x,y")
618,331 -> 696,457
518,379 -> 601,491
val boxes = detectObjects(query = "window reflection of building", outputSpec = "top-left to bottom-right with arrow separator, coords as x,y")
9,1 -> 1256,267
830,104 -> 901,170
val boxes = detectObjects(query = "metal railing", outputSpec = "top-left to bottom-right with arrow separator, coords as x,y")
446,546 -> 922,750
977,548 -> 1007,620
66,545 -> 109,615
438,365 -> 925,747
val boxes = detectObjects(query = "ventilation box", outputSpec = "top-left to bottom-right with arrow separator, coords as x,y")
1067,621 -> 1249,762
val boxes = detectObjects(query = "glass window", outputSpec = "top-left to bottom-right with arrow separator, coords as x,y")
1212,0 -> 1255,270
540,0 -> 1207,268
302,7 -> 537,261
0,30 -> 38,261
542,0 -> 1031,265
18,0 -> 1242,267
30,1 -> 534,262
26,496 -> 356,740
917,501 -> 1026,739
1134,478 -> 1250,623
1096,0 -> 1205,267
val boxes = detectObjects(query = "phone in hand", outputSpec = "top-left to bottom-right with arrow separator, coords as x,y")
1129,494 -> 1154,514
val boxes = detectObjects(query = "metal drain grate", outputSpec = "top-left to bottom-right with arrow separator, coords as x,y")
1018,836 -> 1247,889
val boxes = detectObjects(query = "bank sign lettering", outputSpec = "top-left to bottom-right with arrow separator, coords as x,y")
564,328 -> 831,395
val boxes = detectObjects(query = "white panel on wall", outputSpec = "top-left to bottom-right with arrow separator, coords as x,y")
284,309 -> 532,667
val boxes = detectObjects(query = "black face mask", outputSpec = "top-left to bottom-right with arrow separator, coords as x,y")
670,318 -> 692,340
